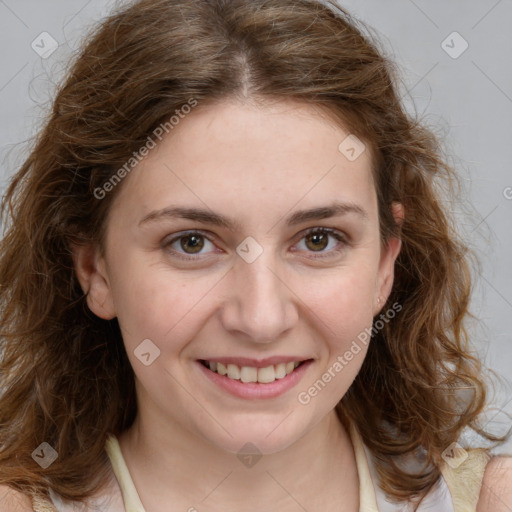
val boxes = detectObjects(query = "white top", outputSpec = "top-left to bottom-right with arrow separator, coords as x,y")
35,419 -> 489,512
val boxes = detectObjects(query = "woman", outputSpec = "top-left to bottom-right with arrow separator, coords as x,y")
0,0 -> 510,510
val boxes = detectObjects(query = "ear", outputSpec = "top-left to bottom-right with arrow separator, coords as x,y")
72,243 -> 116,320
373,202 -> 403,315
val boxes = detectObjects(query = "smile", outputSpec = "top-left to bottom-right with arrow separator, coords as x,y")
199,360 -> 303,384
196,358 -> 313,399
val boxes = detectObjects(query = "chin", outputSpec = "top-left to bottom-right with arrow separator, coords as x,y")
195,413 -> 313,456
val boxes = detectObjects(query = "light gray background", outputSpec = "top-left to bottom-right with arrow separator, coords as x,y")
0,0 -> 511,452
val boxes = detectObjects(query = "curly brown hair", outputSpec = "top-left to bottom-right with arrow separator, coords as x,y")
0,0 -> 508,508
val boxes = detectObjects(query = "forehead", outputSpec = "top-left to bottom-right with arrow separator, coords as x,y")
109,98 -> 377,227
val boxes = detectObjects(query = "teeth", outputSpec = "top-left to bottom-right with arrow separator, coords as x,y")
258,365 -> 275,383
217,362 -> 227,376
275,363 -> 286,379
240,366 -> 258,383
227,364 -> 241,380
205,360 -> 303,383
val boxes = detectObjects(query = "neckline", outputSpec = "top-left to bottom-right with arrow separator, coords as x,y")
105,420 -> 379,512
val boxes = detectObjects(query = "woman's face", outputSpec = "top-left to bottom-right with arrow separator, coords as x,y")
78,98 -> 401,454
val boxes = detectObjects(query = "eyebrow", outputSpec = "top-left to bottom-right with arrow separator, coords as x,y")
138,201 -> 368,231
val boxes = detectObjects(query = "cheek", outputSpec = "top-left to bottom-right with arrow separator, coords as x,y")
295,269 -> 375,409
299,264 -> 377,335
108,258 -> 222,351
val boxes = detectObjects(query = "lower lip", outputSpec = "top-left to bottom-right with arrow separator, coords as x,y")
196,360 -> 313,399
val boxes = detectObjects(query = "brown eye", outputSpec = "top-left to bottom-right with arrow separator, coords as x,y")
304,232 -> 329,251
294,227 -> 347,257
179,234 -> 205,254
164,230 -> 217,260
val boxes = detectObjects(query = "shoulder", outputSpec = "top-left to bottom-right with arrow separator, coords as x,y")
0,485 -> 34,511
476,455 -> 512,512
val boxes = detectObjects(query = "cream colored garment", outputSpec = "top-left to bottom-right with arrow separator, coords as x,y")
349,420 -> 490,512
33,424 -> 490,512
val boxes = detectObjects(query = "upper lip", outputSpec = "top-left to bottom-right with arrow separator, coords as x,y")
199,356 -> 311,368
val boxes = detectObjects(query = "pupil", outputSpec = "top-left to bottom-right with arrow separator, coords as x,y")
307,233 -> 327,251
181,235 -> 204,253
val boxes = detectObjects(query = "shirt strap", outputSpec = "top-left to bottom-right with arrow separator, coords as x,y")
348,419 -> 380,512
440,447 -> 490,512
31,493 -> 58,512
105,434 -> 147,512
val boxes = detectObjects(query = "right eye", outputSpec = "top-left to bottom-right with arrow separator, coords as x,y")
163,230 -> 220,260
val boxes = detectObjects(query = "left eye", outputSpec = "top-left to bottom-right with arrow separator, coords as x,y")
294,227 -> 347,255
164,227 -> 347,260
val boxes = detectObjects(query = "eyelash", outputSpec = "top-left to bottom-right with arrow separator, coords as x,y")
163,227 -> 349,262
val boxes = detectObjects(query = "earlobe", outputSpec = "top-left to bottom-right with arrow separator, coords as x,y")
72,243 -> 116,320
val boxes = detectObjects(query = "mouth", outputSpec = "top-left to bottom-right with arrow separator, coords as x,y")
199,359 -> 308,384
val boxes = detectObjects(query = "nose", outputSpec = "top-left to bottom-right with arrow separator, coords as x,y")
218,250 -> 299,344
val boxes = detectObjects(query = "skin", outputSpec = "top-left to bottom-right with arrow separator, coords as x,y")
73,97 -> 404,511
2,98 -> 510,511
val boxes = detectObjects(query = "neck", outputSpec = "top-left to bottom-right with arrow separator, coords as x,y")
118,406 -> 359,512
